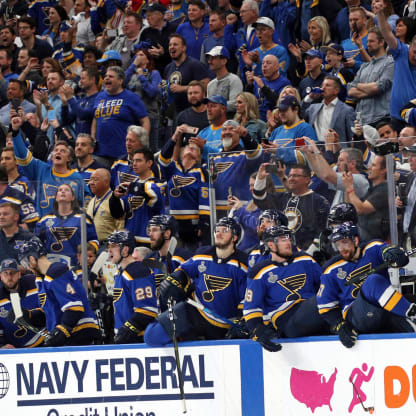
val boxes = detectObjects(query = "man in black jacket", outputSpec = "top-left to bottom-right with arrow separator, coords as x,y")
253,161 -> 329,251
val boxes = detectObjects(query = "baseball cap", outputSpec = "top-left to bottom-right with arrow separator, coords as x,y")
146,3 -> 166,13
321,43 -> 344,57
223,119 -> 240,128
0,258 -> 19,272
202,95 -> 227,106
253,17 -> 275,31
97,50 -> 122,63
304,49 -> 324,60
206,46 -> 230,60
277,95 -> 299,111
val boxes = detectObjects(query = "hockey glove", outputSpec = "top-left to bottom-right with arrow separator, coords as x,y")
382,245 -> 409,268
225,318 -> 250,339
251,324 -> 282,352
159,275 -> 186,305
333,320 -> 358,348
44,324 -> 72,347
114,321 -> 142,344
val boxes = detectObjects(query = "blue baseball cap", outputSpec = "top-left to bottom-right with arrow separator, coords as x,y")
304,49 -> 324,60
321,43 -> 344,57
146,3 -> 166,13
202,95 -> 227,106
59,20 -> 72,32
277,95 -> 299,111
206,46 -> 230,60
0,258 -> 19,272
97,50 -> 122,63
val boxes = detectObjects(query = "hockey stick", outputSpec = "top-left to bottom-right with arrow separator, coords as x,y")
167,297 -> 187,414
349,377 -> 374,414
186,298 -> 249,335
10,293 -> 49,340
166,236 -> 177,274
345,247 -> 416,286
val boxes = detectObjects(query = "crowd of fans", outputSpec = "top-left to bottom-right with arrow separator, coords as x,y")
1,0 -> 416,350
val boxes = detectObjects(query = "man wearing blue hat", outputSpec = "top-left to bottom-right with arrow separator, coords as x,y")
206,46 -> 243,114
0,258 -> 44,348
299,49 -> 327,99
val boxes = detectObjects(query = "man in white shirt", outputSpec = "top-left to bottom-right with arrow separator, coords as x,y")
305,76 -> 355,147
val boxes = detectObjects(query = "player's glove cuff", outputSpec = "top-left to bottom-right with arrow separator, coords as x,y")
114,321 -> 143,344
44,324 -> 72,347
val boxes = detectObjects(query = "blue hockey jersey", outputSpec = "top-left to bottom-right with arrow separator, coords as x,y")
35,212 -> 99,266
244,253 -> 321,329
317,240 -> 387,325
36,262 -> 99,332
13,131 -> 91,216
173,246 -> 248,328
113,261 -> 158,333
0,275 -> 44,348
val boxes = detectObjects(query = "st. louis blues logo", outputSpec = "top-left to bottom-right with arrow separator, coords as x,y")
50,227 -> 78,252
202,274 -> 232,302
277,274 -> 306,302
170,176 -> 196,197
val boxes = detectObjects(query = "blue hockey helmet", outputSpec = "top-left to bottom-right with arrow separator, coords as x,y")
329,222 -> 359,243
327,203 -> 358,226
146,214 -> 178,237
258,209 -> 288,227
215,217 -> 242,241
107,230 -> 136,254
262,225 -> 293,243
18,237 -> 47,269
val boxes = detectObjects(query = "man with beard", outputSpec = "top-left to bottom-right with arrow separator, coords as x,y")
253,162 -> 329,251
0,258 -> 45,348
176,81 -> 209,135
145,215 -> 191,290
107,230 -> 157,344
18,237 -> 101,346
317,222 -> 416,349
210,119 -> 263,214
144,217 -> 248,346
248,209 -> 288,269
347,27 -> 394,126
244,225 -> 328,351
109,147 -> 166,246
164,33 -> 209,115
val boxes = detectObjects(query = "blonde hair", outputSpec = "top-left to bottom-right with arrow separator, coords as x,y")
309,16 -> 331,45
234,92 -> 260,123
277,86 -> 301,106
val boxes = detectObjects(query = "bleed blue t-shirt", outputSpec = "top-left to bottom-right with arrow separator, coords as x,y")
93,89 -> 147,158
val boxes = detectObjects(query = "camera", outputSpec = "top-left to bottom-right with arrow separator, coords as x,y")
373,140 -> 399,156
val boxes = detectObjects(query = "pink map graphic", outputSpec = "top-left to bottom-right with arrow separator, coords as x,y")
290,367 -> 338,413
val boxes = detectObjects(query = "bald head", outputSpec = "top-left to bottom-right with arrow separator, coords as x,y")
89,168 -> 111,197
262,54 -> 280,80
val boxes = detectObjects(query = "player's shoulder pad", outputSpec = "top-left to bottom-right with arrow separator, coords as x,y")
322,254 -> 344,273
361,239 -> 385,254
174,247 -> 192,261
232,248 -> 249,265
124,261 -> 153,279
247,259 -> 275,280
19,274 -> 38,293
194,245 -> 215,256
45,262 -> 70,280
292,250 -> 316,262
